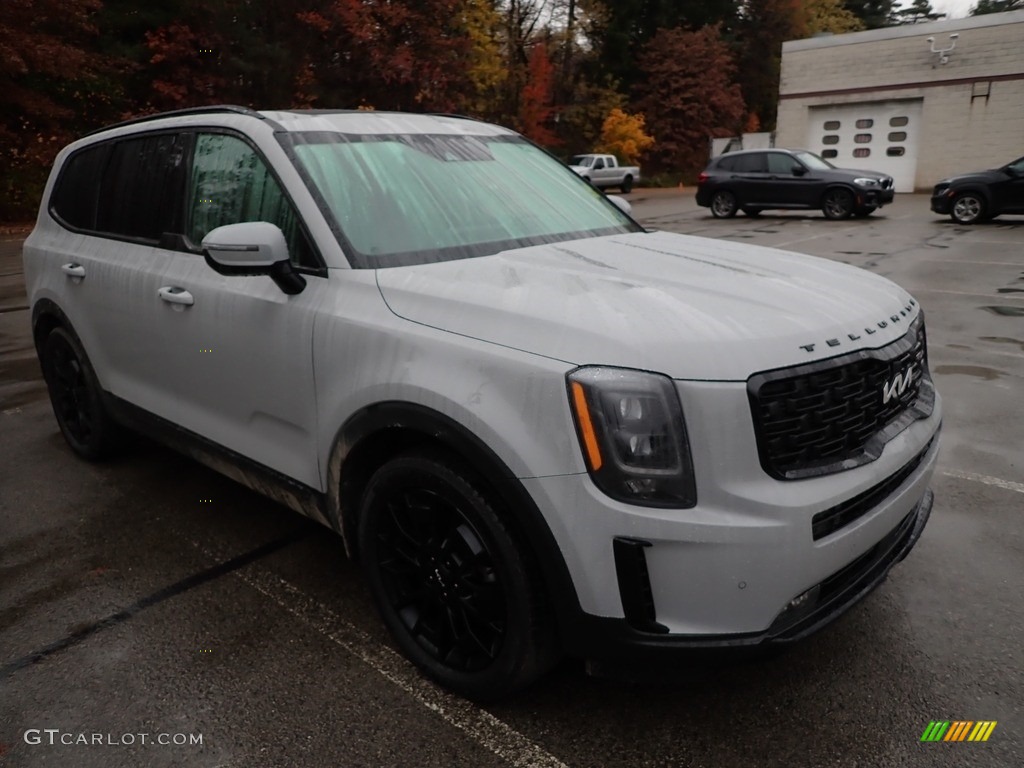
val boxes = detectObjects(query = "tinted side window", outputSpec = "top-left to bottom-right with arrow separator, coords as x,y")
188,134 -> 314,267
97,134 -> 188,241
716,156 -> 737,172
734,154 -> 766,173
51,145 -> 110,230
766,153 -> 796,174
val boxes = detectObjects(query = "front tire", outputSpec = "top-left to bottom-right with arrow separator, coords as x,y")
710,190 -> 738,218
358,451 -> 556,701
620,175 -> 633,193
40,326 -> 122,460
951,192 -> 985,224
822,188 -> 854,220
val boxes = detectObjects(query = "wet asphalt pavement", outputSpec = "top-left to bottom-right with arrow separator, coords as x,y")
1,193 -> 1022,767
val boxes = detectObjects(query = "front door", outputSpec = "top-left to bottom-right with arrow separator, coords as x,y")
156,132 -> 324,489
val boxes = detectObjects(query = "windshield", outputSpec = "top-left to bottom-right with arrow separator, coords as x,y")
284,134 -> 639,268
570,155 -> 594,167
793,151 -> 835,171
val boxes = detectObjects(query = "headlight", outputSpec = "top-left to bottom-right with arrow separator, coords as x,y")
567,367 -> 696,508
853,177 -> 879,187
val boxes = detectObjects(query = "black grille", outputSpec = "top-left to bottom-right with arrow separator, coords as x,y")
749,317 -> 934,480
812,436 -> 934,540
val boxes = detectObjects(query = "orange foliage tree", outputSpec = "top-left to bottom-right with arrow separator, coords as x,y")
595,108 -> 654,165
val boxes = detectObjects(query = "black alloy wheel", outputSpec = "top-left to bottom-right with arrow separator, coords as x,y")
40,327 -> 121,460
822,188 -> 855,220
710,190 -> 738,218
358,452 -> 555,700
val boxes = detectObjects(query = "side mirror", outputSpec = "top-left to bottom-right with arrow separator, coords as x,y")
202,222 -> 305,295
607,195 -> 632,216
792,165 -> 807,176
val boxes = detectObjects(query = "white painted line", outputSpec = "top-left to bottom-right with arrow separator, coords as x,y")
942,470 -> 1024,495
188,539 -> 569,768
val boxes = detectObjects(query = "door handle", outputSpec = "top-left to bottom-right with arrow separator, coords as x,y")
158,286 -> 194,306
61,263 -> 86,278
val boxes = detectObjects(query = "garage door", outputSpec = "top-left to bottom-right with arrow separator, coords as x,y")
807,101 -> 922,192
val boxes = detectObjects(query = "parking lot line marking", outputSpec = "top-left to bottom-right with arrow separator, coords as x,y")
943,470 -> 1024,495
189,540 -> 569,768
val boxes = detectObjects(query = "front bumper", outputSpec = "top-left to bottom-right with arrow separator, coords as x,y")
562,488 -> 933,664
861,187 -> 895,207
930,193 -> 953,214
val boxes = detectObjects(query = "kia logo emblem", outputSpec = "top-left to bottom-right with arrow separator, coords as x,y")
882,364 -> 916,404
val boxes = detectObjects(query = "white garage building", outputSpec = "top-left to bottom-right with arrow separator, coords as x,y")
775,10 -> 1024,192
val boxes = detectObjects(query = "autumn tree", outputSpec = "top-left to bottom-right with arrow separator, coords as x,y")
297,0 -> 475,112
518,44 -> 559,145
462,0 -> 507,117
595,108 -> 653,165
634,25 -> 745,177
738,0 -> 808,130
0,0 -> 106,219
558,77 -> 626,151
806,0 -> 864,34
591,0 -> 740,91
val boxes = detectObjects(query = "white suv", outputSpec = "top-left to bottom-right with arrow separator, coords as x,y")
24,107 -> 941,700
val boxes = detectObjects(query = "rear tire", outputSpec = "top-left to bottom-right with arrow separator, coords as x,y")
950,192 -> 985,224
822,188 -> 854,220
40,326 -> 122,460
621,175 -> 633,193
358,451 -> 557,701
710,190 -> 738,218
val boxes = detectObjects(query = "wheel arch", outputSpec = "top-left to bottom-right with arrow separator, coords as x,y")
31,298 -> 73,356
325,401 -> 583,634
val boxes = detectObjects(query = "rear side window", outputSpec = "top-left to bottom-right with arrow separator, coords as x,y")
51,145 -> 110,230
733,153 -> 766,173
187,133 -> 314,267
96,134 -> 188,241
716,156 -> 737,171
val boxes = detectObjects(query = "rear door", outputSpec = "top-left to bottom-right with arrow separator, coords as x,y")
729,153 -> 769,205
43,133 -> 189,422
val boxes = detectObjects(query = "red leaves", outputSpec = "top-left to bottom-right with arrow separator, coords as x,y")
518,45 -> 558,146
635,25 -> 745,176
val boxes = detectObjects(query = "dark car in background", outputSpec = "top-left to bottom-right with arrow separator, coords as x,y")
696,149 -> 895,220
930,156 -> 1024,224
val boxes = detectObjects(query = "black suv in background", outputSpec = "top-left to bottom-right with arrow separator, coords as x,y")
930,155 -> 1024,224
696,149 -> 895,220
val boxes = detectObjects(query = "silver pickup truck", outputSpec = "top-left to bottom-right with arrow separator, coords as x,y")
569,153 -> 640,193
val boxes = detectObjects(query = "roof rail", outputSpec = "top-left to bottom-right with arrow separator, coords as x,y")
84,105 -> 265,137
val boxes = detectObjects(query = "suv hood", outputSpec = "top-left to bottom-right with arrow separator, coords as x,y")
832,167 -> 890,182
939,168 -> 1006,185
376,231 -> 918,381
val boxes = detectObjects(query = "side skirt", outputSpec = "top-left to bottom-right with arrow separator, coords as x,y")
105,394 -> 333,532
